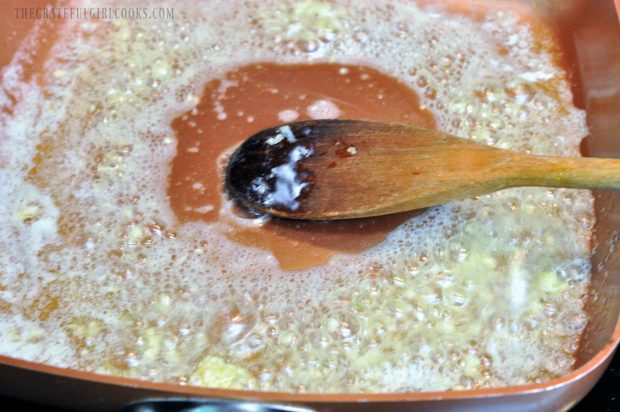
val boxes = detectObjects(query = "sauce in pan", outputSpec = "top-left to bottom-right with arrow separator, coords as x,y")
170,63 -> 433,270
0,0 -> 594,393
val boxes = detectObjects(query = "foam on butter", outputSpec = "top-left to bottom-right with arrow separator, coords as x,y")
0,0 -> 592,393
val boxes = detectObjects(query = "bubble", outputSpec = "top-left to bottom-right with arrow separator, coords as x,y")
277,109 -> 299,123
208,302 -> 256,346
353,31 -> 369,44
306,99 -> 341,119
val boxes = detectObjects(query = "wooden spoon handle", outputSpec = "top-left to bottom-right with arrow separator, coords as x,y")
519,155 -> 620,190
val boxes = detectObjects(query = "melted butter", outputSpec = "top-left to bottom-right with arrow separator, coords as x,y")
0,0 -> 595,394
169,63 -> 434,270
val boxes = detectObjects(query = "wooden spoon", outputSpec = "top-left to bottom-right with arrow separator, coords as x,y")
225,119 -> 620,219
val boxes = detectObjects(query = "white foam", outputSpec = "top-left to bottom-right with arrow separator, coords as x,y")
266,145 -> 313,210
278,109 -> 299,123
0,0 -> 593,393
306,99 -> 341,119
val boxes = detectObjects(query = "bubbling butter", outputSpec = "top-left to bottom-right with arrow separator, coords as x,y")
0,0 -> 592,393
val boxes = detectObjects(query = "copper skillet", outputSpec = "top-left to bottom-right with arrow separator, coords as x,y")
0,0 -> 619,410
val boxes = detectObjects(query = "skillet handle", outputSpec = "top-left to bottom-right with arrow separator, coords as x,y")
121,398 -> 316,412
